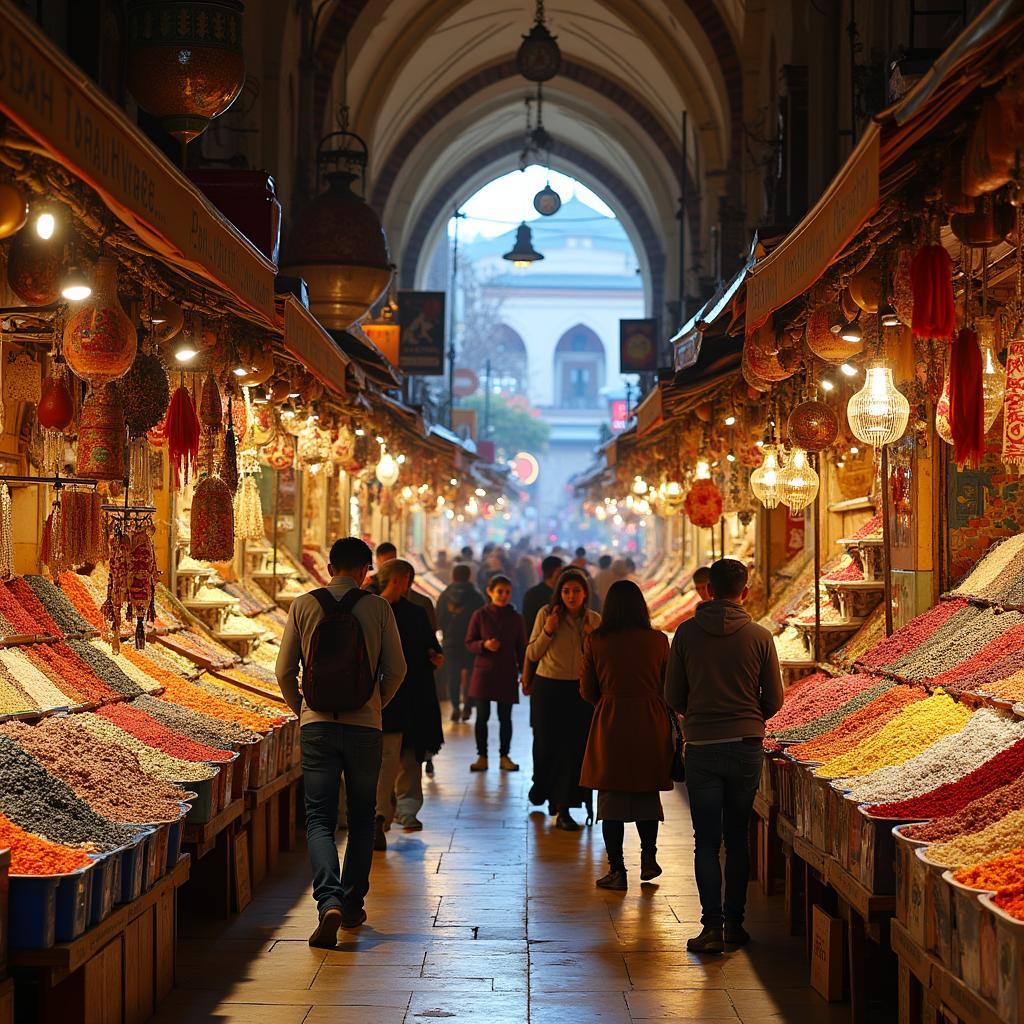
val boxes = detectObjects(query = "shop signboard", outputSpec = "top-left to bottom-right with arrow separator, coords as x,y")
635,386 -> 663,436
610,399 -> 628,433
619,318 -> 659,374
281,297 -> 348,397
397,291 -> 446,375
0,5 -> 277,324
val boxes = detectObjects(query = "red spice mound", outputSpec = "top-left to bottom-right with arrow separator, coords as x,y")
766,674 -> 877,736
953,847 -> 1024,892
58,573 -> 106,632
97,703 -> 232,763
0,810 -> 92,874
927,622 -> 1024,692
994,883 -> 1024,920
0,582 -> 47,635
5,578 -> 61,635
850,515 -> 882,541
858,599 -> 967,669
822,560 -> 865,583
869,737 -> 1024,820
905,775 -> 1024,842
788,685 -> 927,761
25,643 -> 117,706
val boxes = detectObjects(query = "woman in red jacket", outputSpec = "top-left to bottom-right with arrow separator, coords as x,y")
465,575 -> 527,773
580,579 -> 673,891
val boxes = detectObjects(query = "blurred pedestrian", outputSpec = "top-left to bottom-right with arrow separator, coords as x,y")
437,565 -> 485,722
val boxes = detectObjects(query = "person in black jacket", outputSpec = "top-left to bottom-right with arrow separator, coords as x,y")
437,564 -> 485,722
522,555 -> 564,637
375,560 -> 444,848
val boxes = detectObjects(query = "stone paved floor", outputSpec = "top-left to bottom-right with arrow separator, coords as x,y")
157,703 -> 851,1023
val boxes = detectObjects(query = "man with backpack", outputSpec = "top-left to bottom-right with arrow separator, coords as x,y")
276,537 -> 406,949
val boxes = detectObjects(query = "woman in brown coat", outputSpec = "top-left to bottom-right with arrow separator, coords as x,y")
580,579 -> 673,891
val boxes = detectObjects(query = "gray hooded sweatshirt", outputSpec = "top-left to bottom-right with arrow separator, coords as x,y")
664,599 -> 784,742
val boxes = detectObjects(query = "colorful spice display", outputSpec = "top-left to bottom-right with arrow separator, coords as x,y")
0,734 -> 135,851
25,575 -> 94,635
0,579 -> 52,635
841,709 -> 1024,803
830,605 -> 887,668
94,643 -> 165,693
993,883 -> 1024,919
25,642 -> 116,706
0,666 -> 39,716
155,673 -> 279,733
767,673 -> 878,736
0,648 -> 81,710
196,673 -> 284,721
856,599 -> 968,669
984,669 -> 1024,703
6,577 -> 64,635
926,620 -> 1024,695
65,639 -> 147,698
814,690 -> 973,780
2,718 -> 187,823
135,693 -> 257,746
847,514 -> 882,541
97,702 -> 232,763
74,714 -> 217,783
776,681 -> 893,743
58,571 -> 107,632
954,849 -> 1024,891
923,808 -> 1024,869
904,775 -> 1024,842
821,555 -> 865,583
949,533 -> 1024,603
0,810 -> 93,874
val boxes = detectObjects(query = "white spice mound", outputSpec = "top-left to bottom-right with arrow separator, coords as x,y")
949,534 -> 1024,600
93,642 -> 163,694
839,708 -> 1024,803
0,648 -> 75,711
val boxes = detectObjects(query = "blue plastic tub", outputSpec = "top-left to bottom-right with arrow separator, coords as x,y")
142,826 -> 169,891
88,852 -> 117,928
9,874 -> 60,949
165,803 -> 188,871
55,863 -> 94,942
117,828 -> 152,905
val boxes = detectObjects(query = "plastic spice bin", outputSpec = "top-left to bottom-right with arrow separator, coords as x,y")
8,874 -> 59,949
55,862 -> 94,942
117,828 -> 151,905
87,852 -> 118,928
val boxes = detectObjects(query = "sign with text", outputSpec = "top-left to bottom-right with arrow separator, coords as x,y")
619,318 -> 659,374
281,297 -> 348,397
398,291 -> 446,375
610,399 -> 629,433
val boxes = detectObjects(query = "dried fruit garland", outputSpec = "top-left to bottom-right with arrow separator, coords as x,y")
101,518 -> 159,653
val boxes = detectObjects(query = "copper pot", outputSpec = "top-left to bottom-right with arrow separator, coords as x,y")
7,230 -> 61,305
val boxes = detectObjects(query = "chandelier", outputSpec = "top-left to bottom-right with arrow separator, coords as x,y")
516,0 -> 561,82
778,447 -> 819,512
846,363 -> 910,447
749,443 -> 784,509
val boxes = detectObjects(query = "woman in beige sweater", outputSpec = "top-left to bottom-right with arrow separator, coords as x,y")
525,568 -> 601,831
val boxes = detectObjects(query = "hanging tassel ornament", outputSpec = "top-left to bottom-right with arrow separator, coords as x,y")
165,380 -> 201,489
949,326 -> 985,467
221,396 -> 239,494
910,229 -> 955,340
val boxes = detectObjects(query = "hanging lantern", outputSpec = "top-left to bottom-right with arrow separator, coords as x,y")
115,347 -> 170,439
806,304 -> 863,362
281,131 -> 391,330
846,364 -> 910,447
63,257 -> 137,384
191,476 -> 235,562
76,384 -> 126,480
750,443 -> 784,509
778,448 -> 819,512
37,375 -> 75,432
516,0 -> 561,81
234,475 -> 264,540
503,223 -> 544,266
7,229 -> 62,305
788,399 -> 839,453
375,448 -> 400,487
683,478 -> 723,528
125,0 -> 246,145
0,182 -> 28,239
977,316 -> 1006,432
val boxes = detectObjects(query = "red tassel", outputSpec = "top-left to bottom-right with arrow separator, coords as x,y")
166,385 -> 201,490
910,244 -> 955,339
949,328 -> 985,468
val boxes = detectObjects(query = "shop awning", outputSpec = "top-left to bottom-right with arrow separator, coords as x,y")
0,4 -> 277,327
278,297 -> 352,399
332,325 -> 403,390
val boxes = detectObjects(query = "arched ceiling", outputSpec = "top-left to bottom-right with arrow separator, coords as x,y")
306,0 -> 746,315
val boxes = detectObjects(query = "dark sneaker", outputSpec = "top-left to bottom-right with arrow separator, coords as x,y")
686,926 -> 725,954
340,907 -> 367,930
555,810 -> 580,831
640,852 -> 662,881
595,869 -> 627,891
461,705 -> 473,721
450,708 -> 461,723
373,816 -> 387,851
724,922 -> 750,945
308,907 -> 342,948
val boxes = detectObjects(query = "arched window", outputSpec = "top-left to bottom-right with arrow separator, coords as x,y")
488,325 -> 528,394
554,325 -> 605,409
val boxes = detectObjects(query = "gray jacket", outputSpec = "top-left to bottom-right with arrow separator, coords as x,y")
276,575 -> 407,729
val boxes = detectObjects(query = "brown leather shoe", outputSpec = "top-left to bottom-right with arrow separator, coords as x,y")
309,907 -> 342,948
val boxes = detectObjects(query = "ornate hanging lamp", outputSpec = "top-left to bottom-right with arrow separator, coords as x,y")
778,447 -> 819,512
750,443 -> 784,508
847,363 -> 911,447
503,223 -> 544,266
516,0 -> 561,82
978,314 -> 1006,433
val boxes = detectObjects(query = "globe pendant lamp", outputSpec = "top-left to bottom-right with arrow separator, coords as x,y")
788,398 -> 839,452
846,363 -> 910,447
750,442 -> 784,509
281,131 -> 392,330
977,316 -> 1006,432
516,0 -> 561,82
375,448 -> 400,487
503,223 -> 544,267
778,448 -> 819,512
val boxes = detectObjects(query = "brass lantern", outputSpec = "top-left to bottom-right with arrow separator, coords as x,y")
281,131 -> 392,330
517,0 -> 561,82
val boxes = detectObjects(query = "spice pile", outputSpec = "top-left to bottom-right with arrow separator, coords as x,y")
857,599 -> 967,669
26,642 -> 117,705
0,648 -> 81,710
923,808 -> 1024,869
0,668 -> 38,716
58,571 -> 107,632
2,718 -> 187,823
25,575 -> 94,636
156,674 -> 281,733
903,774 -> 1024,842
775,680 -> 893,743
994,884 -> 1024,919
766,674 -> 878,736
0,811 -> 92,874
954,848 -> 1024,891
97,702 -> 233,763
949,533 -> 1024,604
136,693 -> 258,746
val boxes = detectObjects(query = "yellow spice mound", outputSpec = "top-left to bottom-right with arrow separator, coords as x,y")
814,689 -> 972,781
924,808 -> 1024,870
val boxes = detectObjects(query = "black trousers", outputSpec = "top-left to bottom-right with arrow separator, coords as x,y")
602,820 -> 659,871
475,699 -> 513,756
528,676 -> 592,811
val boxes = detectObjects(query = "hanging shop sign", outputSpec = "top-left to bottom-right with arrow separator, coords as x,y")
746,125 -> 880,331
635,385 -> 664,436
510,451 -> 540,486
397,291 -> 446,375
619,318 -> 659,374
452,367 -> 480,397
280,296 -> 349,398
0,5 -> 277,324
451,407 -> 477,442
609,399 -> 629,433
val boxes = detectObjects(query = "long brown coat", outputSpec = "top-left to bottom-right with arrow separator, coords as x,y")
579,628 -> 674,792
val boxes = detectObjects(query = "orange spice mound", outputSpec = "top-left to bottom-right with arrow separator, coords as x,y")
985,671 -> 1024,704
994,884 -> 1024,920
788,685 -> 927,762
58,572 -> 107,632
0,810 -> 93,874
159,675 -> 279,732
952,846 -> 1024,891
118,646 -> 181,690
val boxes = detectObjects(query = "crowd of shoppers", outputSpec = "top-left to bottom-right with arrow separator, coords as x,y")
277,538 -> 781,961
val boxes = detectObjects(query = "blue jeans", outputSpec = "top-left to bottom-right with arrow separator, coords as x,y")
684,741 -> 764,928
301,722 -> 383,917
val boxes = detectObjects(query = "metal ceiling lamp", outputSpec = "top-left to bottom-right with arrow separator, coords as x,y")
524,85 -> 562,217
516,0 -> 561,82
503,223 -> 544,267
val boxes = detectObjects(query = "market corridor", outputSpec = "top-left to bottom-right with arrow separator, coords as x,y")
156,704 -> 845,1024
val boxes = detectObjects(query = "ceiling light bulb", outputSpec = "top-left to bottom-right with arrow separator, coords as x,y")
840,363 -> 857,377
375,435 -> 385,444
174,341 -> 198,363
232,365 -> 248,377
821,379 -> 835,392
840,319 -> 863,343
35,211 -> 55,240
355,428 -> 366,436
60,264 -> 92,302
396,454 -> 406,464
724,414 -> 736,426
726,452 -> 737,462
474,487 -> 486,497
849,446 -> 859,454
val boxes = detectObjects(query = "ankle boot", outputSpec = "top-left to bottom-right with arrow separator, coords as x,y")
686,925 -> 725,954
640,849 -> 662,881
596,868 -> 627,890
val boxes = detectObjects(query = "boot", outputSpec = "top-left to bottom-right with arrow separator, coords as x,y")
595,869 -> 627,891
308,907 -> 342,948
724,921 -> 751,945
640,850 -> 662,881
686,926 -> 725,954
373,815 -> 387,852
469,755 -> 488,772
555,809 -> 580,831
499,755 -> 519,771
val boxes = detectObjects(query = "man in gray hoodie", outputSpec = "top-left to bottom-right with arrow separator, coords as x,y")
665,558 -> 783,954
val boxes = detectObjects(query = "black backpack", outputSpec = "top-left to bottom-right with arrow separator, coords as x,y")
301,588 -> 377,713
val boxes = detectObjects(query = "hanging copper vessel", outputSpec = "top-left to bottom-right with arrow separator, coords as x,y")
788,399 -> 839,453
125,0 -> 245,145
63,257 -> 137,384
7,229 -> 62,305
77,384 -> 126,480
280,131 -> 391,330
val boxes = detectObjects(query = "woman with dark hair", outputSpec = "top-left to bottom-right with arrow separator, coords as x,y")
580,579 -> 673,890
465,575 -> 527,772
526,568 -> 601,831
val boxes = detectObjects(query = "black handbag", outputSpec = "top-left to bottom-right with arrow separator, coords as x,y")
667,707 -> 686,783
